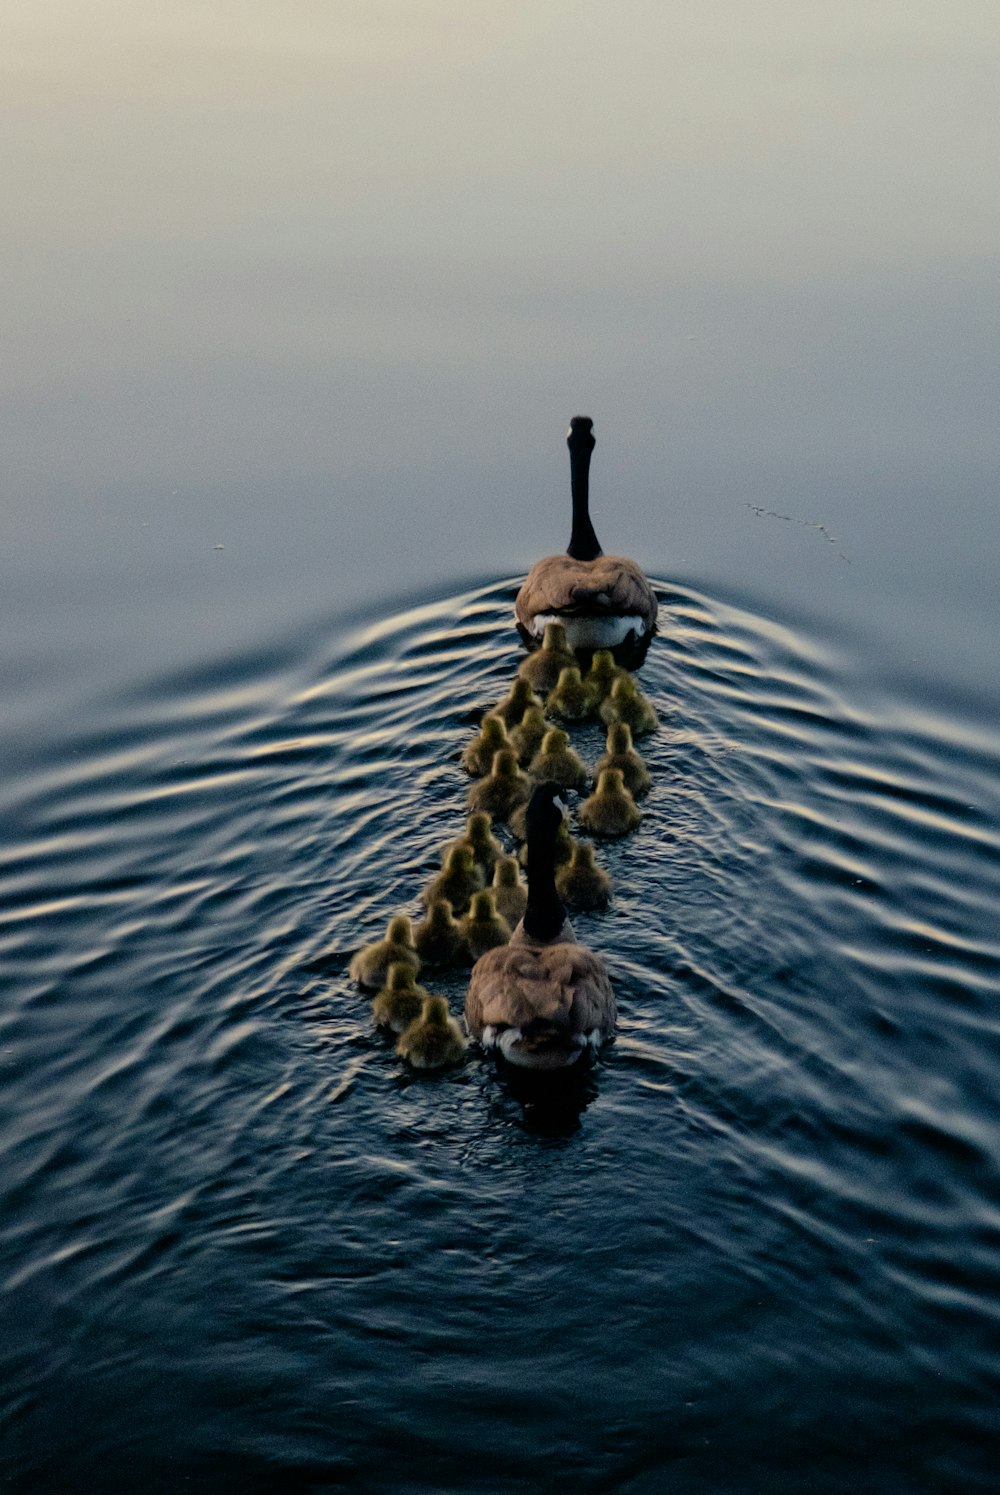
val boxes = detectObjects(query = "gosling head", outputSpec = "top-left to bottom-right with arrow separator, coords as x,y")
597,768 -> 626,795
573,841 -> 599,869
611,675 -> 638,701
480,714 -> 508,745
467,812 -> 493,842
387,915 -> 414,945
493,855 -> 520,888
556,666 -> 583,689
386,962 -> 417,991
591,649 -> 616,676
542,622 -> 569,651
444,846 -> 476,874
493,749 -> 519,780
468,890 -> 497,921
540,727 -> 570,755
422,995 -> 451,1028
508,680 -> 534,709
426,898 -> 455,929
608,721 -> 633,753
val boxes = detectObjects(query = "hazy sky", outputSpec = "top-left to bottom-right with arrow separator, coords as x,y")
3,1 -> 998,697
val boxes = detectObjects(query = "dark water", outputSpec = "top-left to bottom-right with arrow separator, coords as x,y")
3,575 -> 999,1493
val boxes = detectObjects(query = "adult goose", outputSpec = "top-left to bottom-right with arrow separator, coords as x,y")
515,417 -> 658,665
465,782 -> 616,1070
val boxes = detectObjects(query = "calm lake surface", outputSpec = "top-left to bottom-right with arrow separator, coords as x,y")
3,4 -> 1000,1492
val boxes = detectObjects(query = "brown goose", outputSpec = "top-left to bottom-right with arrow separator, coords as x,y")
465,782 -> 616,1070
515,418 -> 657,662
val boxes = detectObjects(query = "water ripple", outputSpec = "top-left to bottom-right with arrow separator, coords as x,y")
2,576 -> 1000,1491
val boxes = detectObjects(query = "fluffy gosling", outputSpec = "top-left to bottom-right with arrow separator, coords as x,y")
491,855 -> 528,927
412,898 -> 467,967
599,675 -> 658,736
516,622 -> 577,693
421,845 -> 484,916
509,705 -> 548,766
528,727 -> 589,792
349,915 -> 420,990
461,713 -> 510,777
447,811 -> 503,876
491,678 -> 543,730
372,963 -> 429,1033
467,748 -> 531,823
578,767 -> 642,837
396,996 -> 467,1070
459,889 -> 512,960
556,840 -> 612,910
583,648 -> 627,703
594,721 -> 652,798
546,665 -> 598,722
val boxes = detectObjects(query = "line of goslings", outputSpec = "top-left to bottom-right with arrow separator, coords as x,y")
347,625 -> 662,1072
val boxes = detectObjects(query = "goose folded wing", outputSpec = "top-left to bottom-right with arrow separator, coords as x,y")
466,942 -> 614,1036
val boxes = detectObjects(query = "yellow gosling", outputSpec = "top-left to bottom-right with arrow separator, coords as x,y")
594,721 -> 652,798
396,996 -> 467,1070
578,767 -> 642,837
349,914 -> 420,990
599,675 -> 658,736
372,963 -> 429,1033
527,727 -> 589,792
491,855 -> 528,927
447,811 -> 503,876
412,898 -> 467,967
491,678 -> 543,730
461,714 -> 510,777
509,705 -> 548,766
516,622 -> 577,693
556,840 -> 612,910
583,648 -> 627,703
459,889 -> 512,960
421,845 -> 484,916
467,749 -> 531,823
546,665 -> 598,722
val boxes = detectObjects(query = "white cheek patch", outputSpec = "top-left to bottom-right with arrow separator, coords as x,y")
586,1028 -> 603,1049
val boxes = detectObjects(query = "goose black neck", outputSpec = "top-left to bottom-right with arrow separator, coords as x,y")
523,830 -> 567,942
566,419 -> 602,562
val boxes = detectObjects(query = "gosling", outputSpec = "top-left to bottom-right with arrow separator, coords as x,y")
527,727 -> 589,792
583,648 -> 626,703
396,996 -> 467,1070
349,914 -> 420,990
467,749 -> 531,823
509,705 -> 548,766
421,845 -> 484,916
490,855 -> 528,927
491,678 -> 543,730
447,811 -> 503,876
594,721 -> 652,798
556,840 -> 612,910
412,897 -> 467,967
372,963 -> 429,1033
578,767 -> 642,837
461,714 -> 510,777
516,622 -> 577,693
546,665 -> 598,722
599,675 -> 658,736
459,890 -> 512,960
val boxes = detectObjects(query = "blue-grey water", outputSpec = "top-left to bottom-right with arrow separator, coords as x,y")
3,576 -> 1000,1493
4,3 -> 1000,1490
